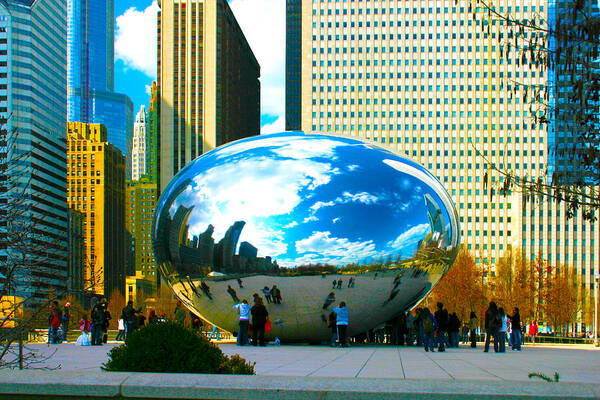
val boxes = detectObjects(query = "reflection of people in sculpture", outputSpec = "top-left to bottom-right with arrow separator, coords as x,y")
328,311 -> 337,347
393,274 -> 402,288
322,292 -> 336,309
332,280 -> 337,289
250,297 -> 269,346
200,281 -> 212,300
271,285 -> 282,304
233,300 -> 251,346
252,293 -> 261,304
227,285 -> 240,303
336,280 -> 342,289
332,302 -> 349,347
262,286 -> 272,304
237,278 -> 244,288
348,277 -> 355,288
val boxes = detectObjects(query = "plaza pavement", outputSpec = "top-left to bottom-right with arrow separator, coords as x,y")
13,341 -> 600,383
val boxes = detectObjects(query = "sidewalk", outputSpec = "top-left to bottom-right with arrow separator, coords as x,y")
13,342 -> 600,383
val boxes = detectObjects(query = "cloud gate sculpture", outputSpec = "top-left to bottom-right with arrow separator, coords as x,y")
152,132 -> 460,342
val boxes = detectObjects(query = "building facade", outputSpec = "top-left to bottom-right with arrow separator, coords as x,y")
0,0 -> 68,308
67,0 -> 133,175
125,176 -> 159,294
285,0 -> 598,293
147,81 -> 159,183
67,122 -> 126,296
132,105 -> 149,181
67,208 -> 85,304
157,0 -> 261,193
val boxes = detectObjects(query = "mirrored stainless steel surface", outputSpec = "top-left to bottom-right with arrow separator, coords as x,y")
152,132 -> 460,342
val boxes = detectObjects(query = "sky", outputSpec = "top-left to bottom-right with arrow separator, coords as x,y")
114,0 -> 285,133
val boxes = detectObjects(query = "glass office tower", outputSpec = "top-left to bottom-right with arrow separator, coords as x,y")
0,0 -> 68,308
67,0 -> 133,173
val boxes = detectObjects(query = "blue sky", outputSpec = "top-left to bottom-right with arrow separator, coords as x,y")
114,0 -> 285,132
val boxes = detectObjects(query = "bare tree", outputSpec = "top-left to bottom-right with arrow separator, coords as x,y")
464,0 -> 600,220
0,118 -> 97,369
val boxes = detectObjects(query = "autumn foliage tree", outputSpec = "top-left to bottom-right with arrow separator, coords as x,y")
541,266 -> 579,333
427,248 -> 488,322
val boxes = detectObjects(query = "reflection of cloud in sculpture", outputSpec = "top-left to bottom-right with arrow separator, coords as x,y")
294,231 -> 377,265
386,223 -> 430,255
181,156 -> 338,256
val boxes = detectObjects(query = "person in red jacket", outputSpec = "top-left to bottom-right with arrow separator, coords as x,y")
528,321 -> 539,345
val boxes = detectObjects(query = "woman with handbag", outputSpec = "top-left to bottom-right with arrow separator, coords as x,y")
250,297 -> 268,346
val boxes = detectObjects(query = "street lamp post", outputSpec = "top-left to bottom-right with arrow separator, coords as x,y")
595,274 -> 599,347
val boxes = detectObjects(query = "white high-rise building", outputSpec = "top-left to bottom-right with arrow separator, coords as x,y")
285,0 -> 599,292
132,105 -> 149,181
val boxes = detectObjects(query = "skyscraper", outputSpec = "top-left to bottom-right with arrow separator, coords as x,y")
67,0 -> 133,175
286,0 -> 599,291
125,177 -> 159,294
157,0 -> 261,193
67,122 -> 126,297
147,82 -> 159,183
0,0 -> 68,308
132,105 -> 149,181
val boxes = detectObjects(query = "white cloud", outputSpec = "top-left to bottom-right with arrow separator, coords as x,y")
303,215 -> 318,223
332,217 -> 341,224
229,0 -> 285,119
261,116 -> 285,134
282,221 -> 298,229
115,1 -> 159,78
295,231 -> 377,264
145,84 -> 152,95
386,223 -> 430,250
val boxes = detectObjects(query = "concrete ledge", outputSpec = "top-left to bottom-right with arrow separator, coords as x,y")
1,370 -> 600,399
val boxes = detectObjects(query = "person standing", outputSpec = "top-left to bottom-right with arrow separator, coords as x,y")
498,308 -> 508,352
48,301 -> 62,344
469,311 -> 478,348
90,300 -> 105,345
448,312 -> 461,348
333,301 -> 349,347
508,307 -> 522,351
484,301 -> 500,352
115,318 -> 126,341
421,307 -> 438,352
121,300 -> 139,340
61,302 -> 71,342
250,297 -> 269,346
434,302 -> 449,352
100,298 -> 111,344
209,325 -> 221,341
234,300 -> 251,346
529,321 -> 539,345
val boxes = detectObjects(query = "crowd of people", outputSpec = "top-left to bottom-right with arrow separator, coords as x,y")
47,298 -> 195,346
48,296 -> 540,351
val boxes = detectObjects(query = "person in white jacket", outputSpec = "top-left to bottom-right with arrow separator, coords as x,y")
115,318 -> 125,341
234,300 -> 251,346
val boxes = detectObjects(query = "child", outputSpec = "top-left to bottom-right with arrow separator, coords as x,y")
77,314 -> 91,346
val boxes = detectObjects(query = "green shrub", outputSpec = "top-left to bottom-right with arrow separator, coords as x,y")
103,322 -> 254,374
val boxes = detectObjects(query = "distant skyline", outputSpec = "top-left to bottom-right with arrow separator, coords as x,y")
114,0 -> 284,133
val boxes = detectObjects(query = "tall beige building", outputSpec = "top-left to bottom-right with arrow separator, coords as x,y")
67,122 -> 126,296
157,0 -> 261,193
132,105 -> 149,181
286,1 -> 599,291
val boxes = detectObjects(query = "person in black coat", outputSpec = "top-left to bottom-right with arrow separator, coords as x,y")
251,297 -> 269,346
508,307 -> 522,351
484,301 -> 500,352
434,302 -> 449,352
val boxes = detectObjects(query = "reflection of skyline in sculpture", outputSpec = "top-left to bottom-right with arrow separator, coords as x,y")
160,211 -> 279,276
424,193 -> 450,249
